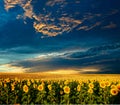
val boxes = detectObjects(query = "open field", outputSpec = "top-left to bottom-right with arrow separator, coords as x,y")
0,73 -> 120,80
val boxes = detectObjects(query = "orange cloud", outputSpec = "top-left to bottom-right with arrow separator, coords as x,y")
33,17 -> 82,37
4,0 -> 34,19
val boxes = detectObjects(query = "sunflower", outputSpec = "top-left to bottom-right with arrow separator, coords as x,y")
88,83 -> 94,89
77,85 -> 81,92
15,77 -> 18,82
110,88 -> 118,96
79,80 -> 82,84
31,79 -> 34,83
23,85 -> 29,93
100,81 -> 106,88
4,83 -> 7,88
48,84 -> 52,91
63,86 -> 70,94
11,84 -> 15,91
33,83 -> 37,88
60,85 -> 63,88
13,81 -> 17,86
88,88 -> 93,94
64,80 -> 69,85
18,79 -> 20,82
27,80 -> 31,86
116,84 -> 120,91
38,84 -> 44,91
0,81 -> 2,86
36,79 -> 39,83
105,81 -> 111,87
111,84 -> 116,89
5,78 -> 10,83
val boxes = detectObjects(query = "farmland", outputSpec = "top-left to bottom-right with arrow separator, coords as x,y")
0,73 -> 120,104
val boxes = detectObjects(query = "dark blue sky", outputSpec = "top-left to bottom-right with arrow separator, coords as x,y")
0,0 -> 120,73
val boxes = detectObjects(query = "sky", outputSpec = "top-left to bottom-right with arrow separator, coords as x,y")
0,0 -> 120,73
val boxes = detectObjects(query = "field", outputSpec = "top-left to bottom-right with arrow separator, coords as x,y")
0,73 -> 120,104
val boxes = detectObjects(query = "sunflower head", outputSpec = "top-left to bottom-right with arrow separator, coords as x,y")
100,81 -> 106,88
110,88 -> 118,96
4,83 -> 7,88
15,77 -> 18,82
11,85 -> 15,91
77,85 -> 81,92
116,84 -> 120,91
48,84 -> 52,91
63,86 -> 70,94
23,85 -> 29,93
27,80 -> 31,86
0,81 -> 2,86
88,88 -> 93,94
38,84 -> 44,91
31,79 -> 34,83
88,83 -> 94,89
105,81 -> 111,87
5,78 -> 10,83
64,80 -> 69,85
111,84 -> 116,89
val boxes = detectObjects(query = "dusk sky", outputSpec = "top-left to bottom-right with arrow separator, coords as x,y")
0,0 -> 120,73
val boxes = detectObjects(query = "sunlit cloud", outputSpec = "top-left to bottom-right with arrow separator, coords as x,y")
0,64 -> 28,72
34,17 -> 82,37
43,67 -> 100,74
78,67 -> 100,73
5,0 -> 34,18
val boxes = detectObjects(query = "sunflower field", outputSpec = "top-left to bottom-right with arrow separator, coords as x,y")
0,77 -> 120,104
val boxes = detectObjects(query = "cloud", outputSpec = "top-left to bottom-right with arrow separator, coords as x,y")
3,0 -> 120,37
46,0 -> 66,7
0,64 -> 28,72
33,22 -> 62,37
0,1 -> 17,28
68,42 -> 120,59
108,9 -> 119,15
82,22 -> 101,31
33,17 -> 82,37
4,0 -> 83,37
2,42 -> 119,73
102,22 -> 117,29
4,0 -> 34,19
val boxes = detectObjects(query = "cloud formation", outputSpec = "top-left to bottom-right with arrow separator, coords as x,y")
46,0 -> 66,7
2,42 -> 119,73
4,0 -> 119,37
4,0 -> 34,18
34,17 -> 82,37
0,64 -> 28,72
4,0 -> 82,37
102,22 -> 117,29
